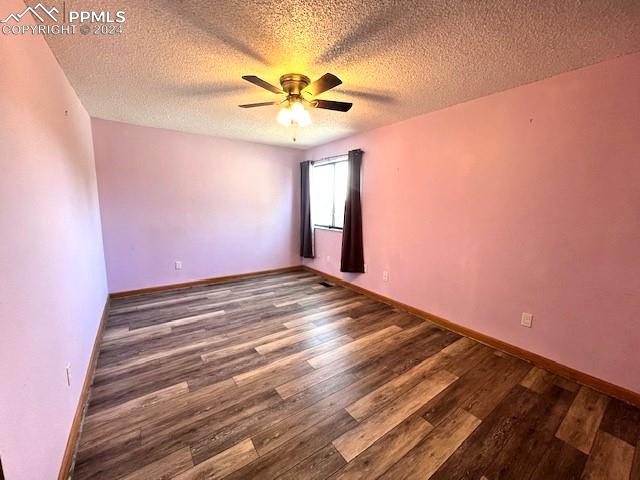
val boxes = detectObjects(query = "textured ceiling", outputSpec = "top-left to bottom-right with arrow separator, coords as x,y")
34,0 -> 640,147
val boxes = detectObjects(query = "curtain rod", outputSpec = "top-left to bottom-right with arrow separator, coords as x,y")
312,153 -> 349,165
304,150 -> 364,165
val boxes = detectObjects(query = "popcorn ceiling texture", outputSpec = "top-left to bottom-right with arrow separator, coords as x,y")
33,0 -> 640,147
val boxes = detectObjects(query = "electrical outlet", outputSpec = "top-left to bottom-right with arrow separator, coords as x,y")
521,312 -> 533,328
175,260 -> 183,270
364,263 -> 368,273
65,364 -> 72,387
326,255 -> 330,263
383,271 -> 390,282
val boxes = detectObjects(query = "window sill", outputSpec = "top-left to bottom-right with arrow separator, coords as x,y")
314,225 -> 343,233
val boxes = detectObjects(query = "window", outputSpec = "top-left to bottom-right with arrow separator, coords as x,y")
312,156 -> 348,229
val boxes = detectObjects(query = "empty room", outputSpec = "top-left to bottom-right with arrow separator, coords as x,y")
2,1 -> 640,479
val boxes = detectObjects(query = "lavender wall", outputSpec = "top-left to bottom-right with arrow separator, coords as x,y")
304,53 -> 640,394
0,2 -> 109,478
92,119 -> 302,293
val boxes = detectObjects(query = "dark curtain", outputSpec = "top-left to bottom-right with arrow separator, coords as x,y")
341,149 -> 365,272
300,161 -> 314,258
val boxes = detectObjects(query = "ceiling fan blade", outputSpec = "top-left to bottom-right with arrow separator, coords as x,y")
304,73 -> 342,96
238,101 -> 279,108
242,75 -> 283,94
311,99 -> 353,112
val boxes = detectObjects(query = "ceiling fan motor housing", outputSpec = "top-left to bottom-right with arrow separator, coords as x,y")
280,73 -> 311,96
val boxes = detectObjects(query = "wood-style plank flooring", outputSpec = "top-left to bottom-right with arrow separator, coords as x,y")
73,270 -> 640,479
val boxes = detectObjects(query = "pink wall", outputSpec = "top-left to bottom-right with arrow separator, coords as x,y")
0,1 -> 109,478
92,119 -> 302,293
304,53 -> 640,394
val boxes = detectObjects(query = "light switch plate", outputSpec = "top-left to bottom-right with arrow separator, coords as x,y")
521,312 -> 533,328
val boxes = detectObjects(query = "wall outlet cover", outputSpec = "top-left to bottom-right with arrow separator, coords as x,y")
521,312 -> 533,328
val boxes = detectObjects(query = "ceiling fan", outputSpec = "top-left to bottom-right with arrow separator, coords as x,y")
238,73 -> 352,138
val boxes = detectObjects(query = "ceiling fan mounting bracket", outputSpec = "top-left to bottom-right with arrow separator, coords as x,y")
279,73 -> 310,96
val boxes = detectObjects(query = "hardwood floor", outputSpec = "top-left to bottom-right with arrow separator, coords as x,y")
73,270 -> 640,479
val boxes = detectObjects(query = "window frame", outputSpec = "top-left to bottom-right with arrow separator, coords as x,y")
312,155 -> 348,231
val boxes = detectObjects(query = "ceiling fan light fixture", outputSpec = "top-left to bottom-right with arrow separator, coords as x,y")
291,101 -> 305,115
277,100 -> 311,127
277,106 -> 293,126
293,104 -> 312,127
